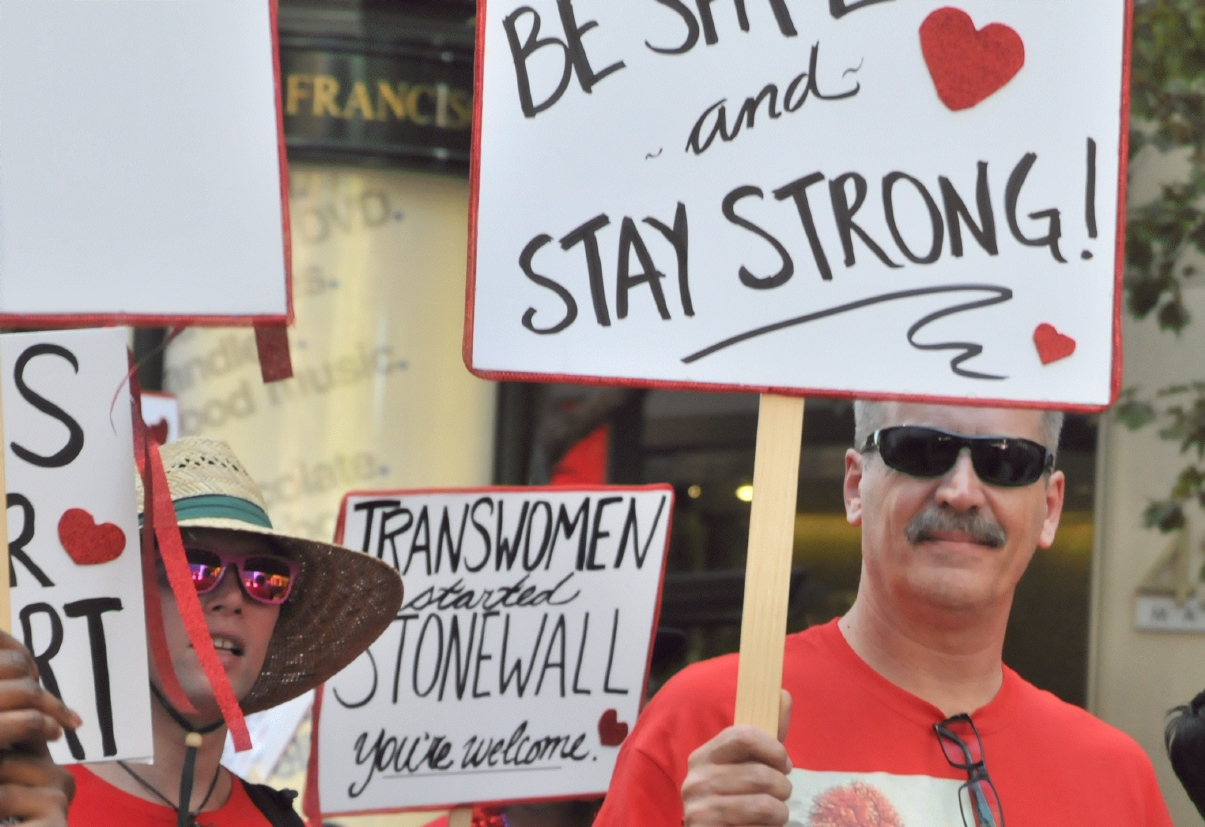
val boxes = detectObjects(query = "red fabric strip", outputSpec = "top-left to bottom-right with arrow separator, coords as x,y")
303,683 -> 323,827
254,324 -> 293,383
128,357 -> 197,715
148,441 -> 251,750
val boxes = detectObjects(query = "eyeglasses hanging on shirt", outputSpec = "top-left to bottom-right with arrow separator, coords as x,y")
933,713 -> 1005,827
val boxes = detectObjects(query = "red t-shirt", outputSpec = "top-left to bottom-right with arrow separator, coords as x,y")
595,620 -> 1172,827
67,764 -> 273,827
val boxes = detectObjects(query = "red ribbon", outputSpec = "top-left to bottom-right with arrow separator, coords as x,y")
254,324 -> 293,383
125,356 -> 250,749
147,439 -> 251,750
129,360 -> 196,716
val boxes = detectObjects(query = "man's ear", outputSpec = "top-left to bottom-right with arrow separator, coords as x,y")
1037,469 -> 1066,549
844,448 -> 864,527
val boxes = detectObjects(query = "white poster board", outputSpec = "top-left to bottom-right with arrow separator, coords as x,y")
468,0 -> 1130,410
140,393 -> 181,447
3,327 -> 152,763
313,486 -> 673,815
0,1 -> 288,324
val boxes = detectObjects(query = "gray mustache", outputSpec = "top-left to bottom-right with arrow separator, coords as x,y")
905,507 -> 1007,548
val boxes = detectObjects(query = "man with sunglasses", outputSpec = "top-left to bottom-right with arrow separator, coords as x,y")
595,402 -> 1172,827
62,437 -> 403,826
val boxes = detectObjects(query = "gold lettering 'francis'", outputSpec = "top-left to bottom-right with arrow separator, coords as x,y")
284,73 -> 473,129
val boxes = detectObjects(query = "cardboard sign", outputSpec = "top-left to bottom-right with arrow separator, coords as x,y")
313,486 -> 673,815
467,0 -> 1130,409
3,328 -> 152,763
0,1 -> 288,324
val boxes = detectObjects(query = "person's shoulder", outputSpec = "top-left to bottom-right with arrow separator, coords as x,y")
654,625 -> 824,702
641,648 -> 740,728
238,778 -> 305,827
1008,673 -> 1148,759
641,625 -> 822,725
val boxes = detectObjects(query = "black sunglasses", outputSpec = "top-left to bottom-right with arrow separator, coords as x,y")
934,713 -> 1005,827
862,426 -> 1053,488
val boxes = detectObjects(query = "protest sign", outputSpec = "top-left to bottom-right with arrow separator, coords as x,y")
140,393 -> 181,447
310,486 -> 673,815
2,327 -> 152,763
467,0 -> 1131,410
0,0 -> 288,324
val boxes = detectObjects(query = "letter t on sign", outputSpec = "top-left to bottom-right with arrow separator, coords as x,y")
734,395 -> 804,734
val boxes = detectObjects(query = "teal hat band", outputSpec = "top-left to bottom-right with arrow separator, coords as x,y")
171,494 -> 273,529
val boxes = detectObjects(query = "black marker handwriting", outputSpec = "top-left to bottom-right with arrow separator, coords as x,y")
681,284 -> 1012,380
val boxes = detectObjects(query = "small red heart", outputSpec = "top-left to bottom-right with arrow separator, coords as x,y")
1033,323 -> 1076,365
597,709 -> 629,747
58,508 -> 126,566
920,7 -> 1025,111
148,419 -> 169,445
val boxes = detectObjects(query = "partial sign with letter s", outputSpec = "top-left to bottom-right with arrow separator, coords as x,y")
3,327 -> 151,763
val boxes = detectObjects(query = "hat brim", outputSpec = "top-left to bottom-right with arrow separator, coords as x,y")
176,517 -> 403,714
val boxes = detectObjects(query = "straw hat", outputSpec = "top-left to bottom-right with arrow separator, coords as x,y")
137,436 -> 403,714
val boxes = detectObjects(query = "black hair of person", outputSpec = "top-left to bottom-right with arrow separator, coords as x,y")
1166,689 -> 1205,819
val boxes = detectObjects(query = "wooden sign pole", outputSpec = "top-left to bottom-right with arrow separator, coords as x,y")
734,394 -> 805,733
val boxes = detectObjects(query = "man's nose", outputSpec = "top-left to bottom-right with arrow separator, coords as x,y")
934,449 -> 987,510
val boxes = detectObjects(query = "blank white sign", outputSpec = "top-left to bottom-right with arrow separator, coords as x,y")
468,0 -> 1129,409
0,1 -> 288,322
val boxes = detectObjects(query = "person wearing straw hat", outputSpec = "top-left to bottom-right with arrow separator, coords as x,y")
62,437 -> 403,827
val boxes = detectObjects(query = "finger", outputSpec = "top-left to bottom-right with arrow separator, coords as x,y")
0,709 -> 63,751
683,793 -> 790,827
0,783 -> 71,826
0,678 -> 81,736
690,726 -> 792,775
0,650 -> 37,683
776,689 -> 792,748
0,753 -> 75,794
35,692 -> 80,735
682,762 -> 793,803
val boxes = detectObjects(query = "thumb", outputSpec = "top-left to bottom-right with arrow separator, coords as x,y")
777,688 -> 792,745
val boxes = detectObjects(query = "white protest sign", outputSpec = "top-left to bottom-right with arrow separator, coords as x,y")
140,392 -> 181,446
3,327 -> 152,763
0,1 -> 288,323
467,0 -> 1129,409
313,486 -> 673,815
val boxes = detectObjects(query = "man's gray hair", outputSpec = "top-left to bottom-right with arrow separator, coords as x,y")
853,401 -> 1065,460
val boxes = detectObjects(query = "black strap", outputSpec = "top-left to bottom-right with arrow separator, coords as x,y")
240,780 -> 305,827
150,683 -> 225,735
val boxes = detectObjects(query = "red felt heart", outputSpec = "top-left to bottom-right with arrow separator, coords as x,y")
148,418 -> 169,446
598,709 -> 629,747
1033,323 -> 1076,365
920,7 -> 1025,111
58,508 -> 126,566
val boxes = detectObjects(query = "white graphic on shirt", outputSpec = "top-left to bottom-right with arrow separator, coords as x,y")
787,769 -> 966,827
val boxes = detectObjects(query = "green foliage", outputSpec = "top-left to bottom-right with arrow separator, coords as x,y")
1126,0 -> 1205,330
1123,2 -> 1205,531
